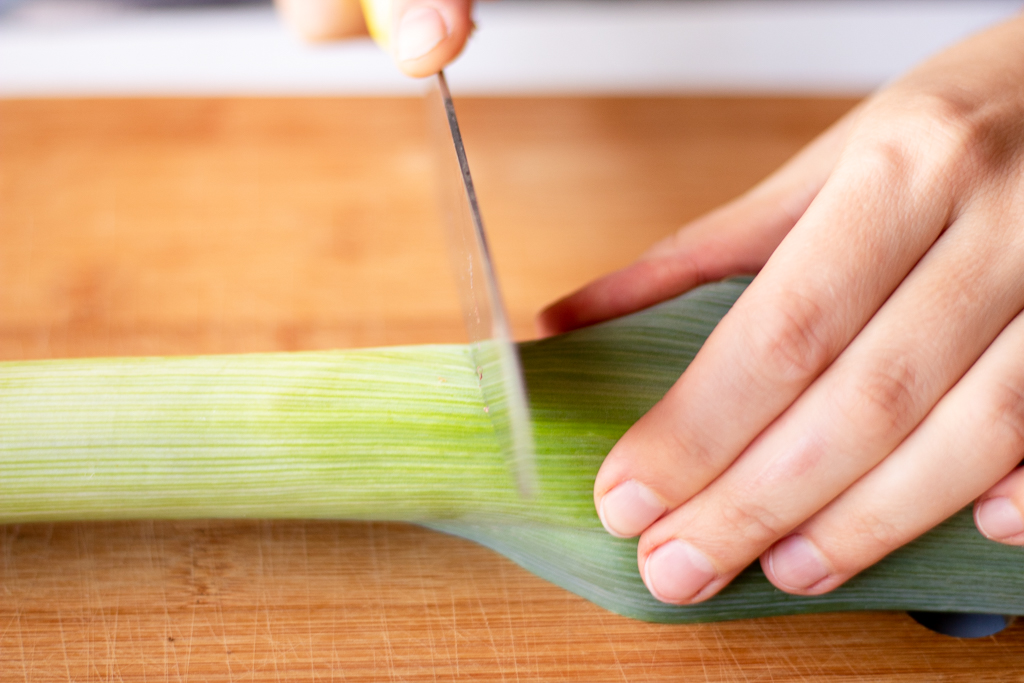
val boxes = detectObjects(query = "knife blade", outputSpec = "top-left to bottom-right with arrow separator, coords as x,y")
429,71 -> 538,499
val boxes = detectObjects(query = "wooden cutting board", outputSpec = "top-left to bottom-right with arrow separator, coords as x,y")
1,97 -> 1021,681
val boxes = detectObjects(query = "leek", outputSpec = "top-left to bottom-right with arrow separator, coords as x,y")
1,278 -> 1021,623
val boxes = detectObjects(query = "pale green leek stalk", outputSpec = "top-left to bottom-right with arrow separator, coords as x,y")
2,278 -> 1022,623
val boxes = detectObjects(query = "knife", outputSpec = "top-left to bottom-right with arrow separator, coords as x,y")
429,71 -> 538,499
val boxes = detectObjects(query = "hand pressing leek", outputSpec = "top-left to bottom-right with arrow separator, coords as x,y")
2,278 -> 1022,623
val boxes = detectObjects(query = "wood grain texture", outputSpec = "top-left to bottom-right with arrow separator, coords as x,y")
1,97 -> 1022,681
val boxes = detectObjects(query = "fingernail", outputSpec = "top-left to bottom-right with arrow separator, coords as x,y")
396,6 -> 448,62
976,497 -> 1024,541
598,480 -> 666,538
768,534 -> 830,591
643,540 -> 717,604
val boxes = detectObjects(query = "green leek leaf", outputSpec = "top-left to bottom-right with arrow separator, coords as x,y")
2,277 -> 1021,622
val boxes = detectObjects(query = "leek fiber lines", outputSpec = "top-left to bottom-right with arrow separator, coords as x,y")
2,278 -> 1022,623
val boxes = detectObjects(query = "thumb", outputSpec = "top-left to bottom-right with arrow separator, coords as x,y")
363,0 -> 474,77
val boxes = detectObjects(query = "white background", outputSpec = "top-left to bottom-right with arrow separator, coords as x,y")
1,0 -> 1022,96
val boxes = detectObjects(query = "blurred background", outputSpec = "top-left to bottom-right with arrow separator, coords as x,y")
2,0 -> 1023,96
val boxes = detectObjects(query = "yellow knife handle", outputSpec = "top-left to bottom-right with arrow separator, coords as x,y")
359,0 -> 393,50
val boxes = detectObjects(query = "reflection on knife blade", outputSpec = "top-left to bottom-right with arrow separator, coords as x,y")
429,71 -> 538,499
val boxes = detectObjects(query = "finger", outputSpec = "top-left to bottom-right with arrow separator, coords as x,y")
595,101 -> 961,541
391,0 -> 473,78
976,466 -> 1024,546
763,305 -> 1024,594
538,108 -> 859,337
633,190 -> 1024,603
276,0 -> 368,41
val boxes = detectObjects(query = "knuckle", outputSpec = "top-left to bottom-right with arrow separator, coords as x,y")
845,509 -> 906,557
985,376 -> 1024,456
911,93 -> 979,154
719,497 -> 788,547
835,356 -> 922,440
665,425 -> 721,475
854,91 -> 990,190
848,129 -> 914,187
747,291 -> 835,388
